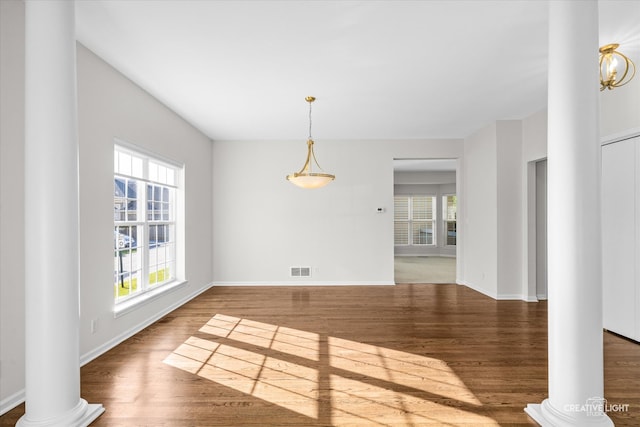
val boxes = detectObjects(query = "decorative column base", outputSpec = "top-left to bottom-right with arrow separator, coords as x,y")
525,400 -> 612,427
17,400 -> 104,427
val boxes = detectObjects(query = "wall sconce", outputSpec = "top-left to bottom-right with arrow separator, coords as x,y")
599,43 -> 636,91
286,96 -> 335,189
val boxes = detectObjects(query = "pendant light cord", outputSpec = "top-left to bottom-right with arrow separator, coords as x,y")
308,99 -> 313,140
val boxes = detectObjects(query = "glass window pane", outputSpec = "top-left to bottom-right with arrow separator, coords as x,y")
447,221 -> 457,246
114,178 -> 125,197
149,225 -> 157,244
162,203 -> 169,220
412,197 -> 433,220
114,208 -> 124,221
127,180 -> 137,198
412,221 -> 432,245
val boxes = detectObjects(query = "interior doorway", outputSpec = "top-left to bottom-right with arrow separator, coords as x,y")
535,159 -> 548,299
393,159 -> 458,284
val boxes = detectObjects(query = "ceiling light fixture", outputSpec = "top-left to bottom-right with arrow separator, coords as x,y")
286,96 -> 335,189
599,43 -> 636,91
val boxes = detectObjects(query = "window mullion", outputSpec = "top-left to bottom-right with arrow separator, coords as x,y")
139,158 -> 149,292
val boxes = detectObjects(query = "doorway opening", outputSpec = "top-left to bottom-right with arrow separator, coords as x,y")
393,159 -> 458,284
535,159 -> 548,299
526,158 -> 548,300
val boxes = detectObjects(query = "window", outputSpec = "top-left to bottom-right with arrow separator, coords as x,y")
114,145 -> 180,304
394,196 -> 436,246
443,194 -> 457,246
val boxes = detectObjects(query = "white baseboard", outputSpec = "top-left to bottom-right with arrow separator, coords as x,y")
81,281 -> 215,366
460,281 -> 497,299
0,282 -> 215,417
458,281 -> 530,301
213,281 -> 395,287
0,390 -> 25,417
394,254 -> 456,258
496,293 -> 526,300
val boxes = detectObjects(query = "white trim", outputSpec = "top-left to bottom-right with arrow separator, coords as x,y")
496,293 -> 526,300
0,390 -> 25,417
213,281 -> 395,287
459,281 -> 529,301
1,282 -> 215,416
600,127 -> 640,146
83,282 -> 214,365
460,281 -> 497,299
114,280 -> 188,318
394,254 -> 456,258
114,137 -> 184,169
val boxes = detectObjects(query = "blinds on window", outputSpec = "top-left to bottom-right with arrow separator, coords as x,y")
394,196 -> 409,220
412,196 -> 434,220
394,195 -> 436,246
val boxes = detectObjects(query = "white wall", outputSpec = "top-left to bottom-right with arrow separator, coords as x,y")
496,120 -> 524,299
463,120 -> 528,299
76,44 -> 214,357
212,139 -> 463,285
0,2 -> 214,410
0,0 -> 26,411
394,171 -> 456,185
462,124 -> 498,297
523,109 -> 548,162
600,69 -> 640,138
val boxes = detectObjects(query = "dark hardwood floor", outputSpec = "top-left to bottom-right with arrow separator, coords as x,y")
2,284 -> 639,426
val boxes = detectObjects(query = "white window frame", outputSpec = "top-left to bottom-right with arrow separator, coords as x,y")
114,142 -> 184,313
394,195 -> 437,246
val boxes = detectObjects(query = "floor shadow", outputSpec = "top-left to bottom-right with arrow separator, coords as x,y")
2,285 -> 638,426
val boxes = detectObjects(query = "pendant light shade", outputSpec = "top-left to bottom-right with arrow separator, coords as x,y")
286,96 -> 335,189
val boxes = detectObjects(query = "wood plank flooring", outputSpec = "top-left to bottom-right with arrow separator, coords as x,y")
2,284 -> 639,426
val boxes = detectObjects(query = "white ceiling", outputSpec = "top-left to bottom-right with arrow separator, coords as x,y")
75,0 -> 640,142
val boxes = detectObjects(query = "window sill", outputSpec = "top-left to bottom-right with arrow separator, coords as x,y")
113,279 -> 188,318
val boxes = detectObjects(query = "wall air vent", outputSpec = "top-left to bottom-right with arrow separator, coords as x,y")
290,267 -> 311,278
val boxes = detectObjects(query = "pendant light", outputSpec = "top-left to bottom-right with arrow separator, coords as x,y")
599,43 -> 636,91
286,96 -> 335,189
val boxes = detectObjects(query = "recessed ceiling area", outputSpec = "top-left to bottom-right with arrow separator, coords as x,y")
74,0 -> 640,142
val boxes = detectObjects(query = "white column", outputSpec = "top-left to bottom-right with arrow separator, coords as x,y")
19,1 -> 104,426
525,1 -> 612,426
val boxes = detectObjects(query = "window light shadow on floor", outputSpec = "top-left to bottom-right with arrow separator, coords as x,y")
163,314 -> 499,426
